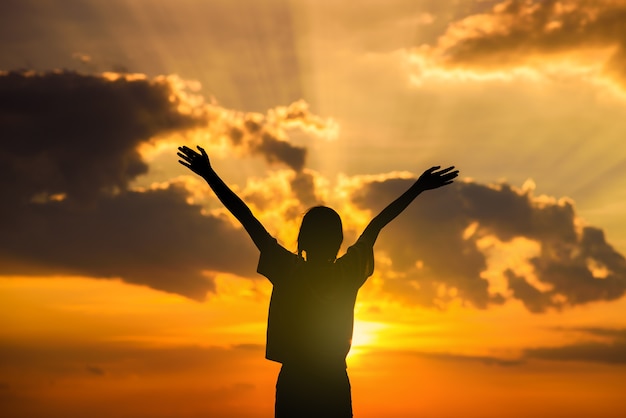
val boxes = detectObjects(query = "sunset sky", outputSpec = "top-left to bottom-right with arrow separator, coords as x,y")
2,0 -> 626,417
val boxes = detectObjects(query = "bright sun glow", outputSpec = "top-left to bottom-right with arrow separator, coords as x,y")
348,321 -> 388,359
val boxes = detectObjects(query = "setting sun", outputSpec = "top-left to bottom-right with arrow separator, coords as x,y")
349,320 -> 388,358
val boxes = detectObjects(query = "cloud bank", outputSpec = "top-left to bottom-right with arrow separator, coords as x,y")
349,175 -> 626,311
2,70 -> 625,311
402,326 -> 626,366
525,327 -> 626,364
0,70 -> 202,205
411,0 -> 626,88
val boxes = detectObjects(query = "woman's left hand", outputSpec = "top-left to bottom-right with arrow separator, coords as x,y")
177,145 -> 212,177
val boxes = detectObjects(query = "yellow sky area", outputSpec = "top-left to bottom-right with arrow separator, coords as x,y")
356,275 -> 626,354
0,275 -> 268,346
2,275 -> 626,417
4,248 -> 625,353
352,353 -> 625,418
0,276 -> 278,417
3,348 -> 277,418
2,273 -> 624,362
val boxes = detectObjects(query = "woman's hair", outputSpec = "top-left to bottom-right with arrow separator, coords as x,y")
297,206 -> 343,261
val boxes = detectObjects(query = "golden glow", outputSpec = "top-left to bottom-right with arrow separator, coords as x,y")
4,1 -> 626,417
3,272 -> 626,417
348,320 -> 388,361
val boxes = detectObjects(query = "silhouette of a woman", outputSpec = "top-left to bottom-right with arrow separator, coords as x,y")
178,145 -> 458,418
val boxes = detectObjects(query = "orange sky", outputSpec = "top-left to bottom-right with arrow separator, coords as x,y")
2,1 -> 626,417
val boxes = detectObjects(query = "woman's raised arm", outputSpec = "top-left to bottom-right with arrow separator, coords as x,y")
360,166 -> 458,245
177,145 -> 270,251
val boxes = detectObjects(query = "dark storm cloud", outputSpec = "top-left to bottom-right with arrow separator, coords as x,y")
229,111 -> 307,172
525,327 -> 626,364
255,130 -> 306,171
352,177 -> 497,309
0,184 -> 257,300
505,270 -> 553,313
351,176 -> 626,311
420,0 -> 626,87
289,171 -> 320,208
0,71 -> 316,207
527,225 -> 626,310
0,70 -> 203,205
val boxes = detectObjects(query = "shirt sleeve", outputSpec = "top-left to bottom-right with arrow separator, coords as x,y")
256,237 -> 299,286
336,233 -> 375,288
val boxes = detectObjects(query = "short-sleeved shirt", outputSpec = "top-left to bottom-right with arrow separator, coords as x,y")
257,235 -> 374,368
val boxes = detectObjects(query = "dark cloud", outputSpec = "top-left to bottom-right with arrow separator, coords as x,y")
411,350 -> 524,367
372,327 -> 626,367
505,270 -> 553,313
0,71 -> 320,207
521,225 -> 626,311
574,327 -> 626,340
363,346 -> 526,368
351,176 -> 626,311
227,110 -> 310,172
352,178 -> 498,309
289,171 -> 321,208
525,327 -> 626,364
0,70 -> 203,205
85,365 -> 105,376
256,130 -> 306,171
0,183 -> 257,300
420,0 -> 626,87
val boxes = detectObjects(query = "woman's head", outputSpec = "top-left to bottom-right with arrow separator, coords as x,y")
297,206 -> 343,262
